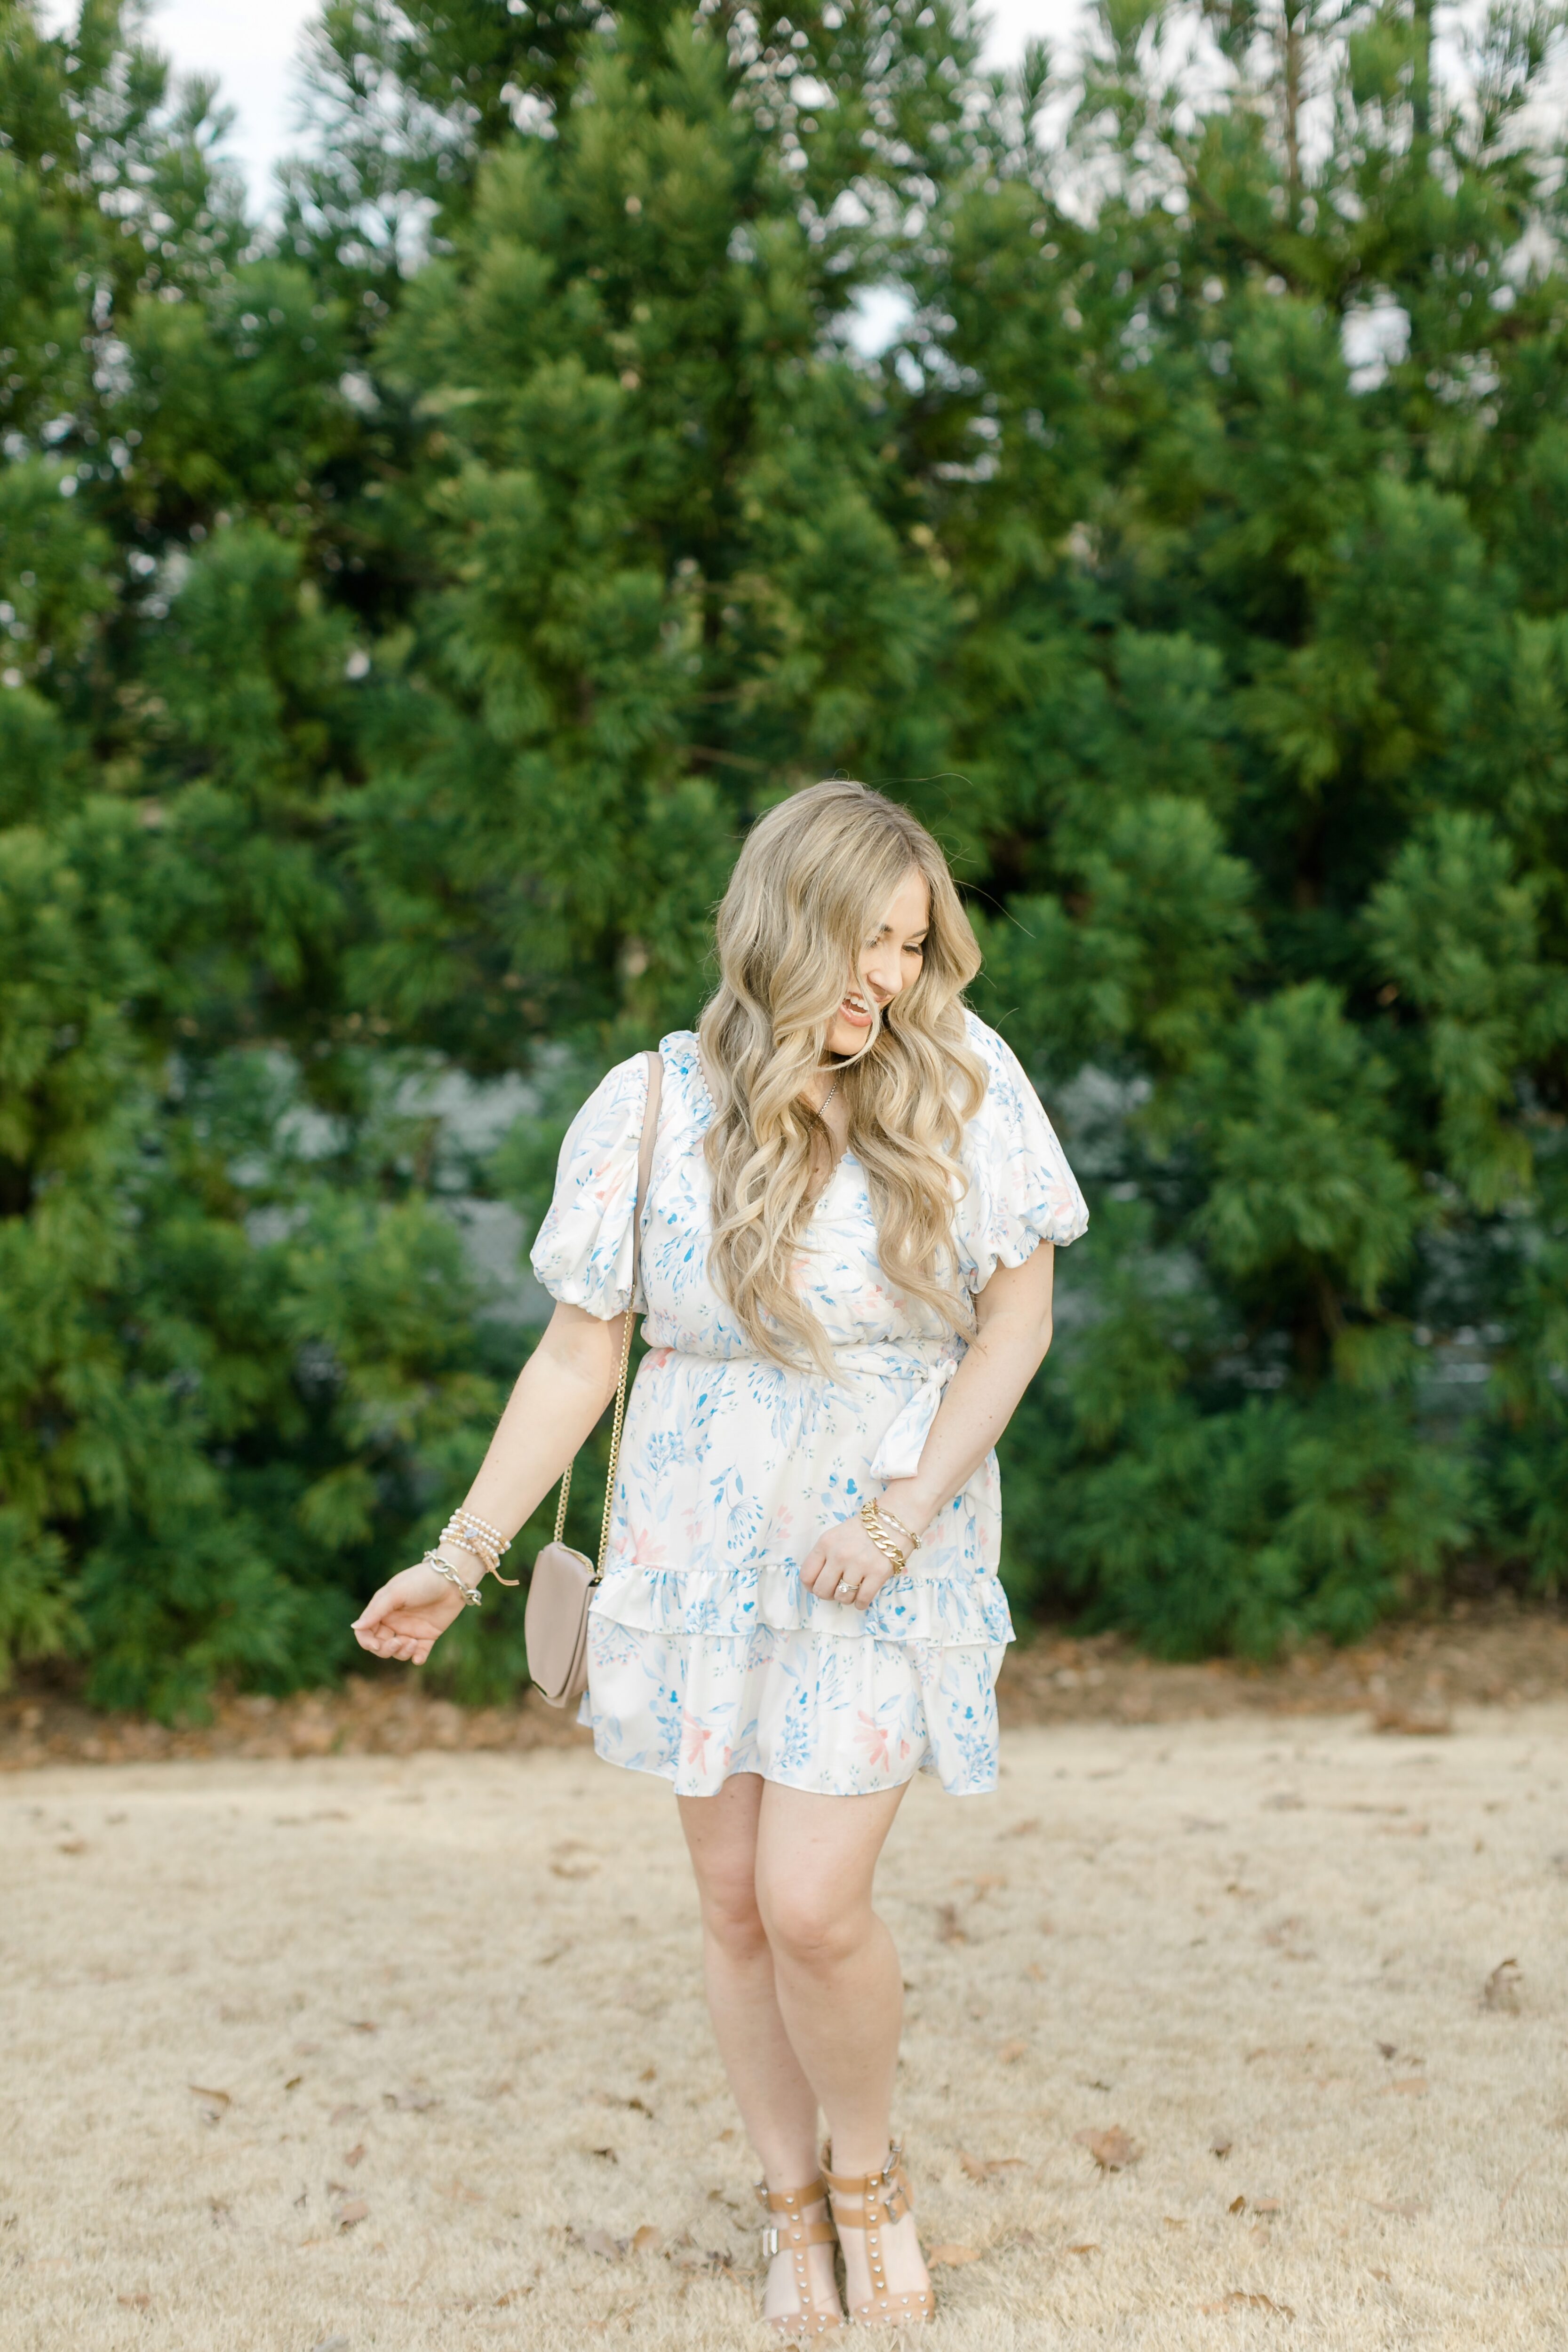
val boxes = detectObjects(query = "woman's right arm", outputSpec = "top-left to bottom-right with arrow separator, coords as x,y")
350,1301 -> 628,1666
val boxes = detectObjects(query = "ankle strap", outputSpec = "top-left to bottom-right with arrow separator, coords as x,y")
755,2175 -> 828,2214
820,2142 -> 912,2224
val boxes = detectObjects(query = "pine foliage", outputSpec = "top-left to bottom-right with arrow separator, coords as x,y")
2,0 -> 1567,1708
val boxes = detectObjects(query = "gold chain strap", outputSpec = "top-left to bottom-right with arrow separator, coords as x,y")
550,1049 -> 657,1578
593,1300 -> 639,1580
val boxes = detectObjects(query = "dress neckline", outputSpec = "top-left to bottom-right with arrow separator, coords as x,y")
678,1032 -> 858,1208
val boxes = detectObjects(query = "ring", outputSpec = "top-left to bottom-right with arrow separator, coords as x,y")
839,1581 -> 860,1603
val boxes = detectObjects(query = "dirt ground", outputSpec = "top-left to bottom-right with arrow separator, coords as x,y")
4,1686 -> 1566,2350
5,1598 -> 1566,1772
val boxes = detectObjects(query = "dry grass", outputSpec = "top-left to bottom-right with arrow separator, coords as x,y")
3,1708 -> 1566,2350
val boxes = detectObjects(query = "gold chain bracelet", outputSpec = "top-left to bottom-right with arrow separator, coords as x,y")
869,1500 -> 921,1554
858,1497 -> 908,1574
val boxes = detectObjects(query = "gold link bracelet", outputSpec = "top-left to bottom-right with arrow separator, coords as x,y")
858,1497 -> 908,1574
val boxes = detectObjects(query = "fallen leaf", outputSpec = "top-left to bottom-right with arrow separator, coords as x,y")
631,2224 -> 662,2253
384,2086 -> 438,2111
1229,2196 -> 1247,2215
1374,1703 -> 1451,1737
581,2227 -> 622,2260
1163,2217 -> 1189,2229
116,2291 -> 151,2308
998,2040 -> 1029,2064
1253,2198 -> 1282,2215
927,2244 -> 980,2265
1004,1817 -> 1041,1836
1200,2290 -> 1295,2318
284,2075 -> 303,2093
1067,2242 -> 1099,2255
329,2104 -> 364,2126
1073,2126 -> 1139,2172
343,2143 -> 365,2168
936,1902 -> 968,1945
1370,2199 -> 1426,2218
964,1873 -> 1007,1899
589,2145 -> 618,2161
1376,2042 -> 1397,2060
56,1838 -> 87,1855
335,2198 -> 368,2229
551,1859 -> 597,1879
959,2151 -> 989,2182
349,2018 -> 378,2034
1384,2078 -> 1428,2098
639,2065 -> 657,2082
668,2240 -> 732,2273
188,2084 -> 231,2118
1370,2267 -> 1392,2282
1483,1958 -> 1522,2013
1210,2138 -> 1233,2160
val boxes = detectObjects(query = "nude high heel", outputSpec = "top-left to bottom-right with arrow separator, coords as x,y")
820,2141 -> 934,2325
755,2173 -> 844,2337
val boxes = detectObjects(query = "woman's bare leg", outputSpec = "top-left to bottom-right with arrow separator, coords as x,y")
677,1774 -> 841,2323
754,1778 -> 931,2316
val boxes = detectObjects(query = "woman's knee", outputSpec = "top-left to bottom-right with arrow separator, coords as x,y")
756,1872 -> 865,1971
692,1856 -> 769,1957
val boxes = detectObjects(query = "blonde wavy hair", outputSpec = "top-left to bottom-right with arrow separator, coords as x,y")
698,780 -> 988,1375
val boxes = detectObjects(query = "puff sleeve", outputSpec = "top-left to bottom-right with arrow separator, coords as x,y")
528,1050 -> 652,1318
959,1011 -> 1089,1289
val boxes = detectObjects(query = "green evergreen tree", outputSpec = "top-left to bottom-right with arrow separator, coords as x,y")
2,0 -> 1566,1713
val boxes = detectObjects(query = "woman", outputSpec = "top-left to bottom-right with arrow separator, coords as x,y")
351,780 -> 1088,2334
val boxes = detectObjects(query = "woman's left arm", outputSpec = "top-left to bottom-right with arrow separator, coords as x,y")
800,1243 -> 1056,1609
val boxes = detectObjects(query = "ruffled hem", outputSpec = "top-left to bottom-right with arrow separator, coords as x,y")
578,1615 -> 1008,1797
589,1557 -> 1014,1648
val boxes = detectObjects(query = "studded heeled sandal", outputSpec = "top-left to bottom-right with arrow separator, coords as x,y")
755,2174 -> 844,2337
820,2142 -> 934,2326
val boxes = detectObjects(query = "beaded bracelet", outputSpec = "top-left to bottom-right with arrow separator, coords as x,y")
440,1509 -> 520,1587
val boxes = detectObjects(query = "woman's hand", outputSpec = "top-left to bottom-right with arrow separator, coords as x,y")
351,1560 -> 469,1666
800,1513 -> 900,1613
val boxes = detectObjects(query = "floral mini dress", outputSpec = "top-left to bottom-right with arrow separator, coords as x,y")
528,1010 -> 1089,1799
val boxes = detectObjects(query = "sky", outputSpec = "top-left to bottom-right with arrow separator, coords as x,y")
134,0 -> 1090,213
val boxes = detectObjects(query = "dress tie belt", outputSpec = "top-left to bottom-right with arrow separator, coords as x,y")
869,1354 -> 959,1482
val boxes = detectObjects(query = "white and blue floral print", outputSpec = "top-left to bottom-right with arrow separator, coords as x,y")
529,1011 -> 1088,1800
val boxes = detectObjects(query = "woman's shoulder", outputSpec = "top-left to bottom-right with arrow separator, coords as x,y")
592,1031 -> 705,1093
656,1028 -> 704,1076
